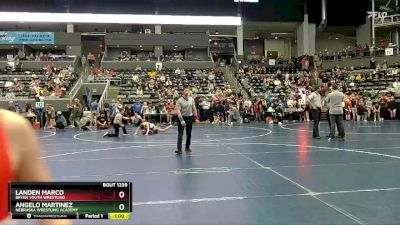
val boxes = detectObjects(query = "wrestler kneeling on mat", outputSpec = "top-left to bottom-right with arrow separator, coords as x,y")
135,119 -> 173,136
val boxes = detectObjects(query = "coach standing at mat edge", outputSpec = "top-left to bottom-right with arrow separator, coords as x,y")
307,86 -> 322,139
326,84 -> 345,141
175,88 -> 199,155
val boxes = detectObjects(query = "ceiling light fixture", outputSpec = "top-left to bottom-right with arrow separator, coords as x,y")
0,12 -> 242,26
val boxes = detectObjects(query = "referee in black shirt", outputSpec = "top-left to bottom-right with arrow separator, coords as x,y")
175,88 -> 199,155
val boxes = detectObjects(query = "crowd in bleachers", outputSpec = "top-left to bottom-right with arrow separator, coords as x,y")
0,65 -> 77,99
91,67 -> 251,126
112,50 -> 209,62
234,61 -> 400,124
161,53 -> 184,62
4,49 -> 400,131
13,50 -> 73,61
319,41 -> 396,62
115,50 -> 157,61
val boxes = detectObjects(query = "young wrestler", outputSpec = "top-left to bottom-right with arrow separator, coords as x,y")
135,119 -> 173,136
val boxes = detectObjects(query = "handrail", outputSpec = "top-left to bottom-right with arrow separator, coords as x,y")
68,74 -> 83,100
375,14 -> 400,27
209,51 -> 214,68
98,80 -> 111,111
89,76 -> 122,85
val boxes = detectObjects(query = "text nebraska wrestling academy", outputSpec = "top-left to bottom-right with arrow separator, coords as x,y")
14,202 -> 77,213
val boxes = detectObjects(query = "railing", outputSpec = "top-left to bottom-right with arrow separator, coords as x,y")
88,76 -> 122,85
209,51 -> 215,68
98,80 -> 111,112
83,63 -> 91,82
374,14 -> 400,27
68,74 -> 83,100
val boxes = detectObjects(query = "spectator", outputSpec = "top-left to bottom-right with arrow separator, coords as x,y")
136,86 -> 143,96
175,67 -> 181,75
200,97 -> 211,122
393,78 -> 400,89
88,52 -> 96,67
96,111 -> 109,130
131,100 -> 143,115
373,102 -> 381,121
55,111 -> 67,130
356,101 -> 367,122
80,112 -> 92,131
382,60 -> 388,70
45,104 -> 56,129
369,57 -> 376,69
166,100 -> 175,125
227,104 -> 243,125
388,96 -> 396,120
68,98 -> 82,128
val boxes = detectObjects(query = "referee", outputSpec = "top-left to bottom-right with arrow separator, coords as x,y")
175,88 -> 199,155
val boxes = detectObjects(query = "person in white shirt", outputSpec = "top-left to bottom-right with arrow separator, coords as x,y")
136,86 -> 143,96
175,67 -> 181,75
132,74 -> 139,83
244,98 -> 252,108
200,98 -> 211,122
307,86 -> 322,139
365,97 -> 373,120
160,74 -> 166,83
166,79 -> 172,86
149,106 -> 157,114
393,78 -> 400,89
285,73 -> 290,81
208,72 -> 215,81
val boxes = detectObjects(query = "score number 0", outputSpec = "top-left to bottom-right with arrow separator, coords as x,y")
119,191 -> 126,211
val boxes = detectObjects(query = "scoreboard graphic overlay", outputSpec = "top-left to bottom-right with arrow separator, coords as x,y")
9,182 -> 132,220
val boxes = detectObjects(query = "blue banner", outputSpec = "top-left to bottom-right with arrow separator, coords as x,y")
0,31 -> 54,45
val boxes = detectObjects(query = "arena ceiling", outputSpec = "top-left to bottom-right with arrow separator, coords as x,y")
1,0 -> 375,27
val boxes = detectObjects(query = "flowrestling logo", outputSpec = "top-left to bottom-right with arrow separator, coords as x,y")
367,11 -> 388,19
0,32 -> 16,43
0,31 -> 54,45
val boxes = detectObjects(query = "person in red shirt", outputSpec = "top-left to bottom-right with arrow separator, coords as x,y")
88,52 -> 96,67
379,41 -> 385,49
166,100 -> 175,125
0,109 -> 72,225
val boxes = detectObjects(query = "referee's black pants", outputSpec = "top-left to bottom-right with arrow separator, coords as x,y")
177,116 -> 194,151
311,108 -> 321,137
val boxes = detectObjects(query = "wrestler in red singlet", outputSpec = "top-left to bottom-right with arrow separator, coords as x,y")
0,121 -> 11,222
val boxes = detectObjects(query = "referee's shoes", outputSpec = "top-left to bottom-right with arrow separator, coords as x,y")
175,148 -> 192,155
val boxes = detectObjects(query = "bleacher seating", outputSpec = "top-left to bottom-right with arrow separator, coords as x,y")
236,66 -> 302,97
0,68 -> 78,99
236,63 -> 400,100
95,69 -> 226,104
324,69 -> 400,96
